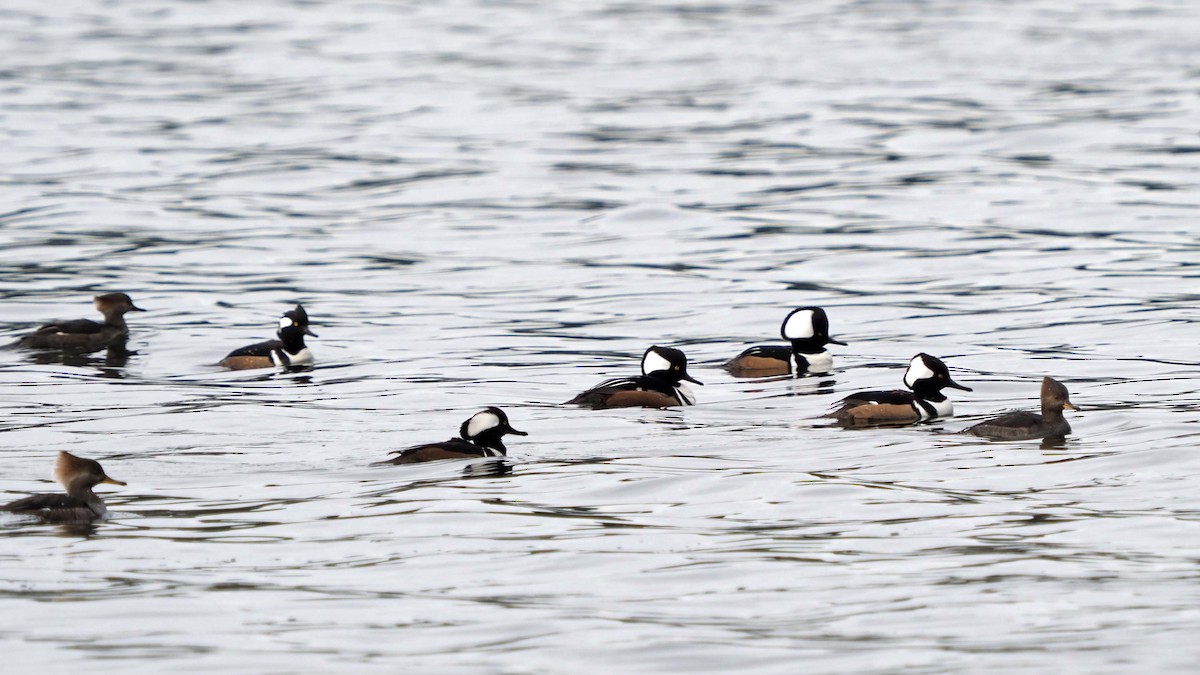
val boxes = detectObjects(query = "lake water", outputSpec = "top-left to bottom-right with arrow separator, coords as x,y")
2,0 -> 1199,671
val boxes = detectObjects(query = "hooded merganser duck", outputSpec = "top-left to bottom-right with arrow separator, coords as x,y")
831,353 -> 972,425
964,377 -> 1079,440
219,304 -> 316,370
567,345 -> 702,409
383,407 -> 528,464
1,451 -> 126,522
724,306 -> 846,377
13,293 -> 145,351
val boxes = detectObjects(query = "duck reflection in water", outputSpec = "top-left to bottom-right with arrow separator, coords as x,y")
24,341 -> 135,377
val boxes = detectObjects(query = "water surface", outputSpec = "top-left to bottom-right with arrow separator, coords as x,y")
2,0 -> 1199,672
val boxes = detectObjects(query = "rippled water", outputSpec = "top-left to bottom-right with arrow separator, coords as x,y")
2,0 -> 1199,671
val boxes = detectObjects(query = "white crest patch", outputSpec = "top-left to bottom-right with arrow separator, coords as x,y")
903,355 -> 936,388
783,310 -> 815,340
641,349 -> 673,376
278,316 -> 292,330
466,411 -> 501,438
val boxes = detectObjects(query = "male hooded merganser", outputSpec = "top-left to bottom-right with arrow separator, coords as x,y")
831,353 -> 972,425
219,304 -> 316,370
964,377 -> 1079,440
383,407 -> 528,464
725,306 -> 846,377
13,293 -> 145,351
567,345 -> 702,409
1,451 -> 126,522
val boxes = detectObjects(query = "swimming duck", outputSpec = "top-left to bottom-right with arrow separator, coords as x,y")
831,353 -> 971,425
1,451 -> 126,522
219,304 -> 316,370
13,293 -> 145,351
725,306 -> 846,377
567,345 -> 702,409
964,377 -> 1079,440
383,407 -> 528,464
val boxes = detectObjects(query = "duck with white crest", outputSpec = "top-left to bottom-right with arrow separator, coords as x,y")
382,408 -> 528,464
725,306 -> 846,377
219,304 -> 317,370
831,353 -> 971,425
567,346 -> 702,409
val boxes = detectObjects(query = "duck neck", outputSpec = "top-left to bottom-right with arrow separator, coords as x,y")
912,382 -> 948,402
469,434 -> 507,456
647,371 -> 680,387
278,330 -> 307,354
66,482 -> 106,515
102,310 -> 129,331
1041,401 -> 1066,423
789,338 -> 827,355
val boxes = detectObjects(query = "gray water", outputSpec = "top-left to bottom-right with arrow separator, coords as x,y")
2,0 -> 1199,672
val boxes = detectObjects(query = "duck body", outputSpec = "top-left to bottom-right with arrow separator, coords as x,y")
567,374 -> 695,409
726,345 -> 833,378
219,338 -> 291,370
831,353 -> 971,425
387,438 -> 503,464
725,307 -> 845,377
965,377 -> 1078,440
2,451 -> 125,523
384,408 -> 527,464
13,293 -> 145,352
220,305 -> 316,370
832,388 -> 953,424
567,346 -> 702,409
1,493 -> 105,523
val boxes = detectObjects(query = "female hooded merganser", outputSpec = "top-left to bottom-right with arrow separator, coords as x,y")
725,306 -> 846,377
383,407 -> 528,464
831,353 -> 972,425
2,451 -> 126,522
219,304 -> 316,370
964,377 -> 1079,440
13,293 -> 145,351
567,345 -> 702,409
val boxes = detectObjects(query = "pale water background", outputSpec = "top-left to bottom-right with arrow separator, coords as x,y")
1,0 -> 1199,672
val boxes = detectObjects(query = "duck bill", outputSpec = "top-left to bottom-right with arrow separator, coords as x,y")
130,305 -> 147,312
303,326 -> 318,337
1063,402 -> 1080,411
944,379 -> 972,392
504,426 -> 529,436
100,476 -> 127,486
682,373 -> 703,386
826,337 -> 848,346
